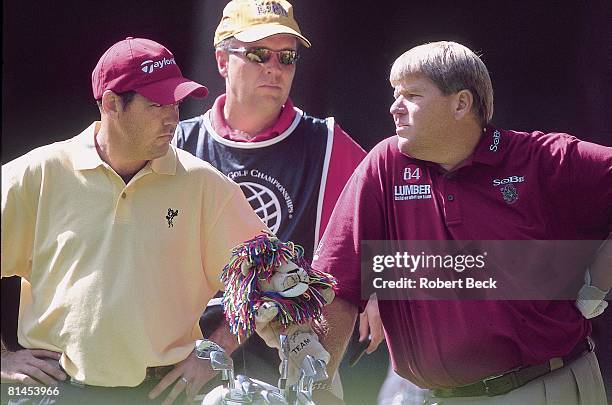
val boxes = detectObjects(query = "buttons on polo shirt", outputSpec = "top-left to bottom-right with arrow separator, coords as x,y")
114,189 -> 132,223
442,181 -> 462,225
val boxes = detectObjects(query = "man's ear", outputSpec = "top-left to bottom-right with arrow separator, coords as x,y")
101,90 -> 121,115
453,89 -> 474,120
216,49 -> 229,78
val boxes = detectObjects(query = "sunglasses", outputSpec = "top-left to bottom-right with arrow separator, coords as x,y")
227,47 -> 299,65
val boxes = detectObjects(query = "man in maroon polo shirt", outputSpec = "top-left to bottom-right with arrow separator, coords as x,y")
312,41 -> 611,404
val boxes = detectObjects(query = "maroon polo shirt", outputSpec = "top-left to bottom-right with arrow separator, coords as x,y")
313,126 -> 612,388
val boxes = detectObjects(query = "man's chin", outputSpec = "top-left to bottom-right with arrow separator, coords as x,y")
397,136 -> 415,157
150,144 -> 170,160
258,92 -> 287,107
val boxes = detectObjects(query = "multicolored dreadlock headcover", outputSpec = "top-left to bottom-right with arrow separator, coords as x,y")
221,232 -> 337,338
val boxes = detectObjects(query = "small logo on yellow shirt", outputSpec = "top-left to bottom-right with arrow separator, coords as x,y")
166,208 -> 179,227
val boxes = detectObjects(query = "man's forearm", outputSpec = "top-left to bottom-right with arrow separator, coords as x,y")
590,234 -> 612,291
207,320 -> 241,355
319,297 -> 358,378
575,235 -> 611,319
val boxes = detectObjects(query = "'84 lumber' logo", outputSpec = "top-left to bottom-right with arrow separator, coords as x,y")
395,165 -> 432,201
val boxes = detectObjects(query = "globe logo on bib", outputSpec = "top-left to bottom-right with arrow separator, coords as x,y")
240,182 -> 282,233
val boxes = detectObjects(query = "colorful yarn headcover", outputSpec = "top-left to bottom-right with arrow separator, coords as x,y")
221,233 -> 337,338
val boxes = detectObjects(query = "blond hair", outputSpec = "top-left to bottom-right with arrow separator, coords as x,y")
390,41 -> 494,125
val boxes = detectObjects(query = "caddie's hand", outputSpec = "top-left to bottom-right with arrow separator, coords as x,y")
359,295 -> 384,354
1,349 -> 66,385
576,284 -> 609,319
148,349 -> 217,405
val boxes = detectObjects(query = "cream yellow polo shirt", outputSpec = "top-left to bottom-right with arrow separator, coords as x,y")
1,122 -> 267,386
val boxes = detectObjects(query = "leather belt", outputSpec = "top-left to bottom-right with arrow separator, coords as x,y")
69,365 -> 174,387
432,337 -> 594,398
143,365 -> 174,381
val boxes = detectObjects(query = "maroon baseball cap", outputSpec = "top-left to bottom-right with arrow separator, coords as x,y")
92,37 -> 208,105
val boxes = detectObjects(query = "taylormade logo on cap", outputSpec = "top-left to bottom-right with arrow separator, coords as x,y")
91,37 -> 208,103
140,57 -> 176,74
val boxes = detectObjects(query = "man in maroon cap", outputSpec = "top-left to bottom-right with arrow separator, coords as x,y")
313,41 -> 610,404
1,37 -> 270,404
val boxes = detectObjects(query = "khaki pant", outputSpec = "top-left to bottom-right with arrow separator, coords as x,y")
426,351 -> 607,405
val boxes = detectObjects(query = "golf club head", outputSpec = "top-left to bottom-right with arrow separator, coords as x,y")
209,350 -> 233,371
195,339 -> 224,360
300,355 -> 328,382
